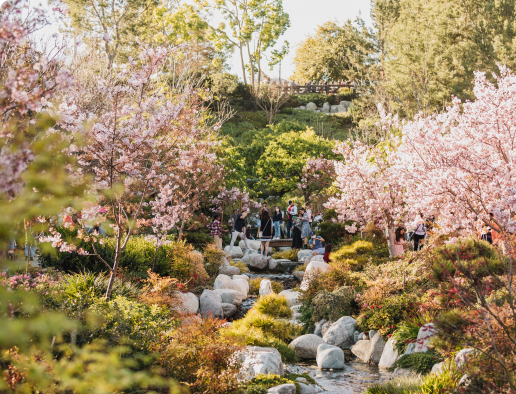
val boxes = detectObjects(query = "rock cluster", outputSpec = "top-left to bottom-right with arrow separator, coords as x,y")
293,100 -> 353,114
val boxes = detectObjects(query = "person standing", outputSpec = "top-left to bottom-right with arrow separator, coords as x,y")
393,227 -> 406,256
259,210 -> 274,256
273,206 -> 282,240
257,202 -> 269,238
305,203 -> 313,228
286,201 -> 298,238
412,213 -> 427,251
207,213 -> 227,250
299,207 -> 311,248
229,209 -> 250,252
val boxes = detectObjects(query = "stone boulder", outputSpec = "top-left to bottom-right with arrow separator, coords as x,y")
214,289 -> 244,306
214,274 -> 243,292
300,261 -> 332,290
199,289 -> 223,318
321,102 -> 330,113
259,279 -> 274,296
278,290 -> 302,307
340,101 -> 352,111
178,292 -> 199,314
239,239 -> 261,251
244,248 -> 259,256
268,384 -> 296,394
233,279 -> 249,298
378,337 -> 399,369
392,367 -> 420,379
278,247 -> 292,252
414,323 -> 437,353
275,259 -> 298,273
294,271 -> 304,282
306,102 -> 317,111
233,274 -> 249,281
311,254 -> 325,262
330,105 -> 339,113
224,246 -> 243,259
351,340 -> 370,362
289,334 -> 326,359
337,104 -> 347,113
404,343 -> 416,355
298,383 -> 316,394
365,332 -> 386,364
323,316 -> 356,350
239,346 -> 284,380
299,105 -> 306,110
268,259 -> 279,271
242,254 -> 268,270
455,348 -> 474,370
431,362 -> 444,375
220,264 -> 240,276
321,321 -> 331,337
314,319 -> 327,337
317,343 -> 344,369
222,303 -> 237,318
297,249 -> 313,262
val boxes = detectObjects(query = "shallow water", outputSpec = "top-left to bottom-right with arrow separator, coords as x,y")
289,360 -> 392,393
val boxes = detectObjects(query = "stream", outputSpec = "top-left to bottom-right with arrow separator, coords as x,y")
234,270 -> 392,393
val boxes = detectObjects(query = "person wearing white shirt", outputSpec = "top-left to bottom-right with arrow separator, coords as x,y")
286,201 -> 298,238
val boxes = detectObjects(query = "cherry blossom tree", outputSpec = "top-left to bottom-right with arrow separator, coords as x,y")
326,139 -> 406,257
298,156 -> 335,208
386,67 -> 516,245
212,187 -> 261,226
43,43 -> 221,299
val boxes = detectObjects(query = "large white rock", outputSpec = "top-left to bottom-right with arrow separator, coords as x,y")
351,340 -> 370,362
259,279 -> 274,296
321,321 -> 331,337
233,278 -> 249,299
378,337 -> 399,369
321,102 -> 330,113
179,292 -> 199,314
330,105 -> 339,113
299,105 -> 306,110
220,262 -> 240,276
306,102 -> 317,111
222,303 -> 237,318
431,362 -> 444,375
337,104 -> 347,113
298,383 -> 316,394
268,384 -> 296,394
214,289 -> 244,306
404,343 -> 416,355
455,348 -> 474,370
314,319 -> 327,337
317,343 -> 344,369
289,334 -> 326,359
224,246 -> 243,259
366,332 -> 386,364
239,346 -> 284,380
300,261 -> 332,290
199,289 -> 223,318
414,323 -> 437,353
233,274 -> 249,281
275,259 -> 297,273
323,316 -> 356,349
239,239 -> 261,250
297,249 -> 313,262
279,290 -> 301,307
269,259 -> 279,271
311,255 -> 325,262
214,274 -> 242,292
242,254 -> 268,270
340,101 -> 352,110
244,248 -> 259,256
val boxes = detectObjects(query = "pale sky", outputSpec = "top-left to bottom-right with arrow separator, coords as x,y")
29,0 -> 372,80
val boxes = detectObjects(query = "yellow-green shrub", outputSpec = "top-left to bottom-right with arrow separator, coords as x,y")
330,240 -> 374,262
230,260 -> 250,273
255,294 -> 292,318
203,243 -> 227,278
271,249 -> 299,261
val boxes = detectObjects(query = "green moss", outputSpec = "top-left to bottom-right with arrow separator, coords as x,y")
392,351 -> 442,375
271,248 -> 299,261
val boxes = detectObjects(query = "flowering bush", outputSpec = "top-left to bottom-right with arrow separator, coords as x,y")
357,293 -> 420,336
1,267 -> 61,292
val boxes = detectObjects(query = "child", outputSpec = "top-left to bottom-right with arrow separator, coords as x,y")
323,244 -> 332,263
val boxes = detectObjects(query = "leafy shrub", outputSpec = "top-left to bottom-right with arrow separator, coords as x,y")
245,373 -> 317,394
61,271 -> 140,300
357,293 -> 420,336
88,296 -> 176,352
139,270 -> 182,312
392,351 -> 442,374
271,248 -> 299,261
311,286 -> 359,323
249,277 -> 284,295
230,260 -> 250,273
418,360 -> 460,393
255,294 -> 292,318
304,263 -> 367,296
364,377 -> 422,394
154,316 -> 243,394
164,240 -> 209,287
182,230 -> 214,248
202,243 -> 227,278
391,321 -> 421,353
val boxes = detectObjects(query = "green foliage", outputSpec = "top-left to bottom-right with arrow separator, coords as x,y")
391,321 -> 421,353
255,294 -> 292,319
311,286 -> 359,323
272,248 -> 299,261
231,260 -> 250,273
182,230 -> 215,248
245,373 -> 317,394
364,377 -> 422,394
418,360 -> 460,393
256,129 -> 335,197
249,277 -> 284,295
392,351 -> 442,374
60,272 -> 140,301
202,243 -> 227,278
357,293 -> 419,335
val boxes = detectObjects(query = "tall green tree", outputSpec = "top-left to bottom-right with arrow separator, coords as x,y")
291,19 -> 374,83
256,128 -> 335,202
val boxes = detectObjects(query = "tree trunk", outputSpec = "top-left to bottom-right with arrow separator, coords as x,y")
105,231 -> 122,300
178,220 -> 186,241
239,45 -> 247,84
386,225 -> 395,258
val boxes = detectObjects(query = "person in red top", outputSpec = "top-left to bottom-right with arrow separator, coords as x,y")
323,244 -> 332,263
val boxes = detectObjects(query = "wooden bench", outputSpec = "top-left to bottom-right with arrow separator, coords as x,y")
268,239 -> 293,248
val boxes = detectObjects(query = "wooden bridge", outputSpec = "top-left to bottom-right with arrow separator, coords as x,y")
276,82 -> 355,95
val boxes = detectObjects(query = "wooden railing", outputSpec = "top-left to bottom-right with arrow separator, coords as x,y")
276,83 -> 355,95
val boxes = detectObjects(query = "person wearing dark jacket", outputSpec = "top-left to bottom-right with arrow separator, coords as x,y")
259,210 -> 274,256
273,206 -> 282,240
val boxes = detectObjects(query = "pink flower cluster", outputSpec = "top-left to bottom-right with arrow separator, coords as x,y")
1,268 -> 62,292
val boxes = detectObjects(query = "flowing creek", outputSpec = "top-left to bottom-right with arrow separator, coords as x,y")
234,270 -> 392,393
